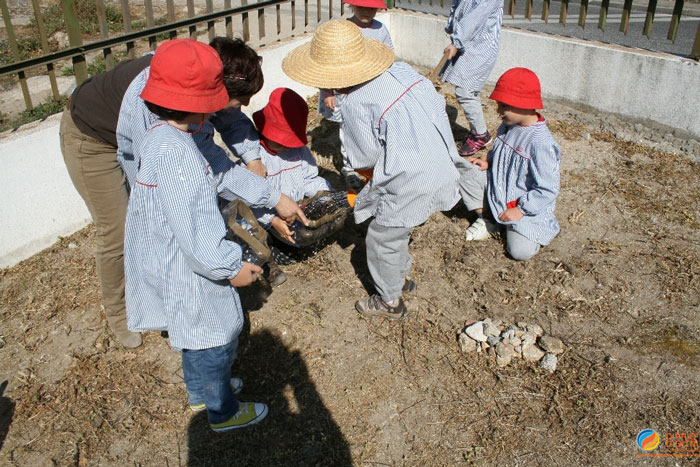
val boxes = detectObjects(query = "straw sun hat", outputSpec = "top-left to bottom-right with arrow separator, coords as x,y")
282,20 -> 394,89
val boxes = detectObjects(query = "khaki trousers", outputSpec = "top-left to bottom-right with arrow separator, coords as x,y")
59,111 -> 131,337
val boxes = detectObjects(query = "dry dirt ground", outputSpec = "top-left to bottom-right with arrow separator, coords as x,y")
0,81 -> 699,466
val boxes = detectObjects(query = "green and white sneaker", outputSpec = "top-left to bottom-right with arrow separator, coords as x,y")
210,402 -> 269,432
189,377 -> 244,412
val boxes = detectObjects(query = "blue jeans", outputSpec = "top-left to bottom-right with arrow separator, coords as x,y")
182,338 -> 239,424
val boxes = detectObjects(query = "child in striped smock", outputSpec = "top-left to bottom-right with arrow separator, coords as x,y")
461,68 -> 561,261
318,0 -> 394,189
440,0 -> 503,156
251,88 -> 331,243
284,21 -> 477,320
124,39 -> 268,432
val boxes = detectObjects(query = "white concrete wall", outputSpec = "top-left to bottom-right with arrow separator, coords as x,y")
1,10 -> 698,268
0,113 -> 91,268
389,11 -> 700,138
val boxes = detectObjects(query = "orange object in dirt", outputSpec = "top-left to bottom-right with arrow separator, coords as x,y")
346,191 -> 357,207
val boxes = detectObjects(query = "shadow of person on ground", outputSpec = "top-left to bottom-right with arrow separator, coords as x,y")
446,103 -> 469,143
187,329 -> 352,466
308,120 -> 343,172
0,380 -> 14,452
347,220 -> 376,297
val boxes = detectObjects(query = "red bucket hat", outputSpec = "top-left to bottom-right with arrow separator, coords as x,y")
343,0 -> 387,9
253,88 -> 308,148
140,39 -> 230,114
489,67 -> 543,110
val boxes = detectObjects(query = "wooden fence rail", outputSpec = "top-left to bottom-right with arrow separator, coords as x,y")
0,0 -> 347,112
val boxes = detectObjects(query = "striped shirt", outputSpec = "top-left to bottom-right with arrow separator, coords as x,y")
486,119 -> 561,245
341,62 -> 466,228
116,66 -> 279,209
251,145 -> 331,227
124,123 -> 244,351
441,0 -> 503,92
318,19 -> 394,122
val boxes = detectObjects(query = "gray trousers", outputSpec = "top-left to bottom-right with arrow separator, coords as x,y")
459,167 -> 541,261
505,228 -> 540,261
366,220 -> 413,302
456,86 -> 488,135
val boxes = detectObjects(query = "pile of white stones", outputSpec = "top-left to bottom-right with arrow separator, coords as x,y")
457,318 -> 564,372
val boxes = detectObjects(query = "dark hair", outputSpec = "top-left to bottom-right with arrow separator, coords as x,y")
144,100 -> 193,121
209,37 -> 264,99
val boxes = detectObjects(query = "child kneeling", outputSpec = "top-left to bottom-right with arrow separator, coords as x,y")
250,88 -> 333,245
462,67 -> 561,261
124,39 -> 267,432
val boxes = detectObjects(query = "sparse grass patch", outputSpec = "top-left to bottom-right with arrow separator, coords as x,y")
0,94 -> 67,132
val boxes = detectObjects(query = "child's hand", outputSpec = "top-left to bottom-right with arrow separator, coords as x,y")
271,216 -> 296,244
467,157 -> 488,171
246,159 -> 267,177
230,262 -> 263,287
444,44 -> 458,59
324,95 -> 336,110
275,194 -> 309,226
498,207 -> 523,222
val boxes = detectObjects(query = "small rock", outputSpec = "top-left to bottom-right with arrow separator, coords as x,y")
514,329 -> 524,339
495,342 -> 515,367
491,318 -> 502,328
92,416 -> 104,428
496,354 -> 513,367
483,321 -> 501,338
583,132 -> 591,140
514,345 -> 522,355
633,123 -> 643,133
522,345 -> 545,362
464,322 -> 488,342
458,333 -> 477,353
521,333 -> 537,348
487,336 -> 501,347
495,342 -> 515,358
540,353 -> 558,373
517,321 -> 527,328
526,324 -> 544,337
502,329 -> 515,339
476,341 -> 489,353
538,336 -> 565,355
68,242 -> 78,249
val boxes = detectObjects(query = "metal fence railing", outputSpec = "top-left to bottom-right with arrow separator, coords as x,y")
392,0 -> 700,59
0,0 -> 348,113
0,0 -> 697,119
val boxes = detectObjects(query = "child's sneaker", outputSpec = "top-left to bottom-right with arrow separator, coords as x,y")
210,402 -> 269,432
355,295 -> 407,321
464,218 -> 498,241
190,377 -> 244,412
458,131 -> 492,157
